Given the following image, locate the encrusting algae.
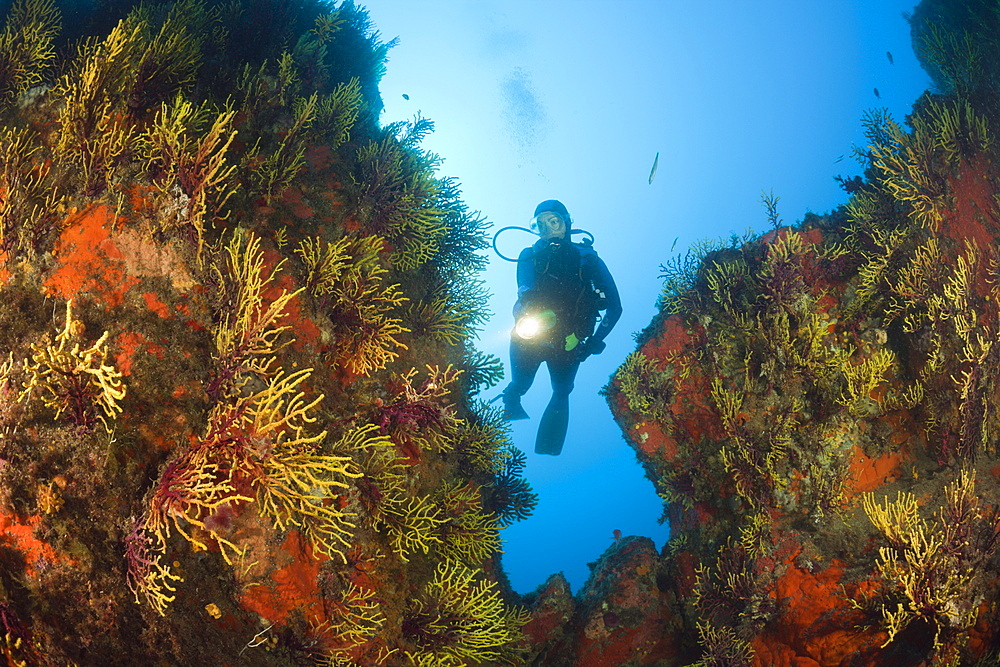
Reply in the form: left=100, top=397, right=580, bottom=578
left=0, top=1, right=534, bottom=664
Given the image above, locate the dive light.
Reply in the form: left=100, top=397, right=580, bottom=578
left=515, top=309, right=556, bottom=340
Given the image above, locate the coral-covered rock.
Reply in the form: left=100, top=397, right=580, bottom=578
left=523, top=573, right=574, bottom=659
left=525, top=537, right=688, bottom=667
left=570, top=537, right=682, bottom=666
left=0, top=2, right=530, bottom=665
left=594, top=3, right=1000, bottom=664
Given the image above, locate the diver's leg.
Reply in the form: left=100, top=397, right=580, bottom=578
left=534, top=356, right=581, bottom=455
left=501, top=340, right=541, bottom=420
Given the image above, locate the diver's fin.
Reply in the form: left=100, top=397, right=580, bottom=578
left=534, top=402, right=568, bottom=455
left=501, top=393, right=529, bottom=421
left=504, top=403, right=530, bottom=421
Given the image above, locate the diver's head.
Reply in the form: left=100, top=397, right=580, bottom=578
left=531, top=199, right=570, bottom=240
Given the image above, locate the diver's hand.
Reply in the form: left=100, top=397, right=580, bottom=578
left=587, top=339, right=606, bottom=356
left=576, top=339, right=606, bottom=361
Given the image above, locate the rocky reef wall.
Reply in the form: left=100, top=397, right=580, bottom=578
left=0, top=1, right=539, bottom=665
left=584, top=2, right=1000, bottom=666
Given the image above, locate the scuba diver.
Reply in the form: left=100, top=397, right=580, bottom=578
left=499, top=199, right=622, bottom=455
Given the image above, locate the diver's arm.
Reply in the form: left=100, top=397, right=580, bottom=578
left=513, top=247, right=536, bottom=318
left=591, top=256, right=622, bottom=344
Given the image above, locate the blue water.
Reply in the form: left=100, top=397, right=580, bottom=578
left=366, top=0, right=931, bottom=594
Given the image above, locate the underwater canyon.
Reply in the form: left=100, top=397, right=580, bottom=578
left=0, top=0, right=1000, bottom=666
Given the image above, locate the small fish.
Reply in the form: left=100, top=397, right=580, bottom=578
left=402, top=93, right=410, bottom=100
left=648, top=151, right=659, bottom=185
left=834, top=154, right=844, bottom=163
left=612, top=529, right=622, bottom=543
left=670, top=236, right=678, bottom=252
left=873, top=87, right=881, bottom=99
left=886, top=51, right=894, bottom=65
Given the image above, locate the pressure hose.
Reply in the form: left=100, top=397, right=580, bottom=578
left=491, top=227, right=595, bottom=262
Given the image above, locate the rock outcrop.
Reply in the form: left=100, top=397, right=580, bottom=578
left=0, top=1, right=535, bottom=665
left=583, top=2, right=1000, bottom=665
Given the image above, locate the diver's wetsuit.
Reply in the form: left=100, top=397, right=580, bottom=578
left=502, top=237, right=622, bottom=455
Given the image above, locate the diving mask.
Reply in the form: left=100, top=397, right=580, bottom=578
left=530, top=212, right=567, bottom=239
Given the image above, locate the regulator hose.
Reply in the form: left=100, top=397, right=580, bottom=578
left=491, top=227, right=596, bottom=262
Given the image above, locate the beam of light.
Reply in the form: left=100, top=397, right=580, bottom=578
left=514, top=309, right=556, bottom=340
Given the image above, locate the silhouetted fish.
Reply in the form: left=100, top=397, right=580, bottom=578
left=402, top=93, right=410, bottom=100
left=834, top=154, right=844, bottom=163
left=670, top=236, right=678, bottom=252
left=874, top=87, right=881, bottom=99
left=887, top=51, right=894, bottom=65
left=648, top=151, right=659, bottom=184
